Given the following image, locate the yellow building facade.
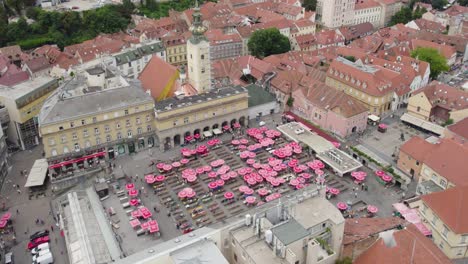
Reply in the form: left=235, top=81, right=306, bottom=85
left=407, top=92, right=433, bottom=121
left=154, top=86, right=249, bottom=150
left=325, top=76, right=393, bottom=115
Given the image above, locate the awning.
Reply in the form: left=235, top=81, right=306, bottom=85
left=213, top=128, right=222, bottom=135
left=203, top=131, right=213, bottom=137
left=400, top=113, right=444, bottom=135
left=368, top=114, right=380, bottom=122
left=25, top=159, right=48, bottom=187
left=49, top=151, right=106, bottom=169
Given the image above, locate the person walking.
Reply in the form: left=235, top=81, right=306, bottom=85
left=354, top=192, right=358, bottom=198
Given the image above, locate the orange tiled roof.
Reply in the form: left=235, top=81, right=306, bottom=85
left=399, top=136, right=435, bottom=162
left=410, top=39, right=456, bottom=60
left=447, top=117, right=468, bottom=140
left=413, top=81, right=468, bottom=111
left=343, top=217, right=407, bottom=245
left=138, top=55, right=179, bottom=101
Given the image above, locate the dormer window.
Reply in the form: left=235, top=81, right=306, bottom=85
left=345, top=75, right=349, bottom=81
left=357, top=80, right=361, bottom=86
left=339, top=73, right=344, bottom=78
left=351, top=78, right=355, bottom=84
left=334, top=71, right=339, bottom=77
left=362, top=82, right=367, bottom=88
left=329, top=68, right=334, bottom=74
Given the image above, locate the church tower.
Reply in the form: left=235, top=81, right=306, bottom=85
left=187, top=0, right=211, bottom=94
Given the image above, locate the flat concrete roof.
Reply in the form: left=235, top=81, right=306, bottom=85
left=271, top=218, right=309, bottom=245
left=277, top=122, right=334, bottom=153
left=170, top=240, right=229, bottom=264
left=24, top=159, right=48, bottom=187
left=317, top=148, right=362, bottom=176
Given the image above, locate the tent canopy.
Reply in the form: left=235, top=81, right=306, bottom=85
left=203, top=131, right=213, bottom=137
left=25, top=159, right=48, bottom=187
left=368, top=114, right=380, bottom=122
left=213, top=128, right=222, bottom=135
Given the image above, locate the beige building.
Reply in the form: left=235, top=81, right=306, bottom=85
left=0, top=76, right=59, bottom=150
left=419, top=186, right=468, bottom=259
left=162, top=33, right=188, bottom=66
left=376, top=0, right=402, bottom=27
left=325, top=57, right=394, bottom=116
left=353, top=0, right=382, bottom=28
left=39, top=65, right=156, bottom=165
left=317, top=0, right=355, bottom=28
left=186, top=2, right=211, bottom=94
left=397, top=136, right=435, bottom=180
left=154, top=86, right=248, bottom=150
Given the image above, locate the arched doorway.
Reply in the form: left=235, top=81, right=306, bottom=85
left=212, top=124, right=219, bottom=129
left=148, top=137, right=154, bottom=147
left=203, top=126, right=210, bottom=131
left=222, top=121, right=228, bottom=127
left=184, top=131, right=191, bottom=137
left=239, top=116, right=246, bottom=126
left=194, top=129, right=201, bottom=136
left=351, top=126, right=357, bottom=133
left=230, top=119, right=237, bottom=126
left=173, top=134, right=181, bottom=146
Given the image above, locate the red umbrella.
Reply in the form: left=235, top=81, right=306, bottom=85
left=156, top=163, right=165, bottom=169
left=238, top=145, right=247, bottom=150
left=367, top=205, right=378, bottom=214
left=178, top=190, right=187, bottom=198
left=131, top=210, right=141, bottom=218
left=196, top=167, right=204, bottom=175
left=220, top=174, right=230, bottom=181
left=145, top=174, right=155, bottom=184
left=126, top=183, right=135, bottom=190
left=244, top=188, right=254, bottom=195
left=300, top=173, right=311, bottom=179
left=354, top=174, right=365, bottom=181
left=186, top=175, right=197, bottom=183
left=231, top=140, right=240, bottom=145
left=163, top=164, right=172, bottom=171
left=203, top=165, right=212, bottom=172
left=289, top=178, right=299, bottom=186
left=208, top=171, right=217, bottom=178
left=337, top=202, right=348, bottom=210
left=208, top=182, right=218, bottom=189
left=247, top=178, right=257, bottom=185
left=1, top=212, right=11, bottom=221
left=375, top=170, right=386, bottom=177
left=128, top=189, right=139, bottom=197
left=185, top=135, right=193, bottom=142
left=233, top=122, right=241, bottom=128
left=329, top=188, right=340, bottom=195
left=240, top=138, right=249, bottom=144
left=257, top=188, right=269, bottom=196
left=296, top=183, right=305, bottom=189
left=239, top=185, right=249, bottom=192
left=246, top=159, right=255, bottom=165
left=172, top=162, right=181, bottom=168
left=224, top=192, right=234, bottom=199
left=194, top=133, right=200, bottom=139
left=180, top=158, right=189, bottom=164
left=382, top=174, right=393, bottom=182
left=253, top=163, right=262, bottom=169
left=245, top=196, right=256, bottom=204
left=155, top=175, right=165, bottom=182
left=129, top=219, right=141, bottom=228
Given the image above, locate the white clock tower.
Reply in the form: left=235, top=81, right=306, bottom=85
left=187, top=0, right=211, bottom=94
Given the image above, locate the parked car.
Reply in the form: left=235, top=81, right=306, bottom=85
left=28, top=236, right=50, bottom=250
left=32, top=252, right=53, bottom=264
left=32, top=249, right=50, bottom=261
left=31, top=243, right=50, bottom=255
left=30, top=230, right=49, bottom=241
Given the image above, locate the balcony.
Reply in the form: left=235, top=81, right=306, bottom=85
left=0, top=106, right=10, bottom=127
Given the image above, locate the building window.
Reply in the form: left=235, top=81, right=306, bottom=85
left=146, top=115, right=151, bottom=122
left=442, top=226, right=449, bottom=238
left=70, top=121, right=74, bottom=128
left=124, top=109, right=129, bottom=115
left=96, top=138, right=101, bottom=145
left=74, top=143, right=80, bottom=151
left=81, top=120, right=86, bottom=125
left=106, top=135, right=111, bottom=142
left=61, top=135, right=66, bottom=143
left=72, top=133, right=77, bottom=140
left=126, top=120, right=131, bottom=127
left=116, top=122, right=121, bottom=129
left=147, top=125, right=152, bottom=132
left=136, top=118, right=141, bottom=124
left=83, top=129, right=88, bottom=137
left=137, top=127, right=142, bottom=134
left=92, top=117, right=97, bottom=123
left=63, top=146, right=69, bottom=153
left=184, top=117, right=189, bottom=124
left=94, top=128, right=99, bottom=135
left=417, top=106, right=421, bottom=112
left=431, top=174, right=438, bottom=182
left=104, top=125, right=110, bottom=133
left=421, top=204, right=427, bottom=215
left=49, top=138, right=55, bottom=146
left=127, top=130, right=132, bottom=137
left=432, top=215, right=438, bottom=225
left=461, top=235, right=468, bottom=244
left=59, top=126, right=64, bottom=131
left=173, top=120, right=178, bottom=126
left=117, top=132, right=122, bottom=140
left=439, top=179, right=447, bottom=188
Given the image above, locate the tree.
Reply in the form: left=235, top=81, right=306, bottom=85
left=389, top=7, right=413, bottom=25
left=302, top=0, right=317, bottom=11
left=410, top=47, right=450, bottom=79
left=413, top=6, right=427, bottom=19
left=287, top=96, right=294, bottom=107
left=335, top=257, right=353, bottom=264
left=248, top=28, right=291, bottom=58
left=343, top=55, right=356, bottom=62
left=432, top=0, right=447, bottom=10
left=459, top=0, right=468, bottom=6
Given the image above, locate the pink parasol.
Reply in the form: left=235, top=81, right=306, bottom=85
left=145, top=174, right=155, bottom=184
left=178, top=190, right=187, bottom=198
left=332, top=142, right=341, bottom=148
left=224, top=192, right=234, bottom=199
left=367, top=205, right=378, bottom=214
left=351, top=171, right=361, bottom=178
left=156, top=163, right=165, bottom=169
left=172, top=161, right=181, bottom=168
left=208, top=182, right=218, bottom=189
left=289, top=178, right=300, bottom=186
left=1, top=212, right=11, bottom=221
left=208, top=171, right=218, bottom=178
left=238, top=145, right=247, bottom=150
left=296, top=183, right=305, bottom=189
left=231, top=139, right=240, bottom=145
left=300, top=173, right=311, bottom=179
left=245, top=196, right=256, bottom=204
left=186, top=175, right=197, bottom=183
left=163, top=164, right=172, bottom=171
left=354, top=174, right=365, bottom=181
left=141, top=222, right=149, bottom=230
left=246, top=159, right=256, bottom=165
left=155, top=175, right=165, bottom=182
left=180, top=158, right=189, bottom=164
left=194, top=133, right=200, bottom=139
left=149, top=224, right=159, bottom=233
left=216, top=179, right=225, bottom=187
left=253, top=163, right=262, bottom=169
left=233, top=122, right=241, bottom=128
left=203, top=165, right=212, bottom=172
left=240, top=138, right=249, bottom=144
left=220, top=174, right=230, bottom=181
left=223, top=125, right=231, bottom=131
left=315, top=169, right=324, bottom=176
left=257, top=188, right=269, bottom=196
left=270, top=179, right=280, bottom=186
left=129, top=199, right=140, bottom=206
left=196, top=167, right=205, bottom=175
left=244, top=188, right=254, bottom=195
left=128, top=189, right=139, bottom=197
left=184, top=188, right=196, bottom=198
left=131, top=210, right=141, bottom=218
left=247, top=178, right=257, bottom=185
left=375, top=170, right=386, bottom=177
left=129, top=219, right=141, bottom=228
left=382, top=174, right=393, bottom=182
left=126, top=183, right=135, bottom=190
left=185, top=135, right=193, bottom=142
left=228, top=171, right=238, bottom=178
left=239, top=185, right=249, bottom=193
left=329, top=188, right=340, bottom=195
left=293, top=166, right=303, bottom=174
left=337, top=202, right=348, bottom=210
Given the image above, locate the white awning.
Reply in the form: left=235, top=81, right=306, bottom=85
left=203, top=131, right=213, bottom=137
left=213, top=128, right=222, bottom=135
left=25, top=159, right=48, bottom=187
left=368, top=114, right=380, bottom=122
left=400, top=113, right=445, bottom=135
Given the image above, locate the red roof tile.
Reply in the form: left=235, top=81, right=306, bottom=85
left=24, top=57, right=51, bottom=73
left=410, top=39, right=456, bottom=60
left=354, top=0, right=380, bottom=10
left=413, top=81, right=468, bottom=111
left=138, top=55, right=179, bottom=101
left=354, top=224, right=451, bottom=264
left=343, top=217, right=407, bottom=245
left=399, top=137, right=435, bottom=162
left=412, top=19, right=445, bottom=33
left=422, top=185, right=468, bottom=233
left=447, top=117, right=468, bottom=140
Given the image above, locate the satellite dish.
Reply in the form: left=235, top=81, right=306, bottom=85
left=379, top=230, right=397, bottom=248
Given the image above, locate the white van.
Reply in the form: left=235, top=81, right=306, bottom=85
left=32, top=252, right=53, bottom=264
left=32, top=249, right=50, bottom=262
left=31, top=243, right=50, bottom=255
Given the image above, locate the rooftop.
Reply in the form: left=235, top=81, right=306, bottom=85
left=271, top=218, right=309, bottom=245
left=447, top=117, right=468, bottom=140
left=138, top=55, right=179, bottom=101
left=399, top=136, right=436, bottom=162
left=354, top=224, right=451, bottom=264
left=277, top=122, right=334, bottom=154
left=114, top=42, right=165, bottom=66
left=245, top=84, right=276, bottom=107
left=413, top=81, right=468, bottom=111
left=422, top=185, right=468, bottom=234
left=154, top=85, right=247, bottom=113
left=343, top=217, right=407, bottom=245
left=0, top=76, right=57, bottom=104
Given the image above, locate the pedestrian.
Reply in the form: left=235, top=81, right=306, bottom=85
left=51, top=225, right=54, bottom=231
left=361, top=184, right=364, bottom=191
left=354, top=192, right=358, bottom=198
left=365, top=185, right=368, bottom=191
left=16, top=209, right=19, bottom=214
left=16, top=189, right=21, bottom=194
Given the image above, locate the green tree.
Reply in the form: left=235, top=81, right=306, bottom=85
left=459, top=0, right=468, bottom=6
left=432, top=0, right=447, bottom=10
left=287, top=96, right=294, bottom=107
left=302, top=0, right=317, bottom=11
left=335, top=257, right=353, bottom=264
left=6, top=17, right=30, bottom=41
left=60, top=11, right=82, bottom=35
left=343, top=55, right=356, bottom=62
left=413, top=6, right=427, bottom=19
left=248, top=28, right=291, bottom=58
left=389, top=7, right=413, bottom=25
left=410, top=47, right=450, bottom=79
